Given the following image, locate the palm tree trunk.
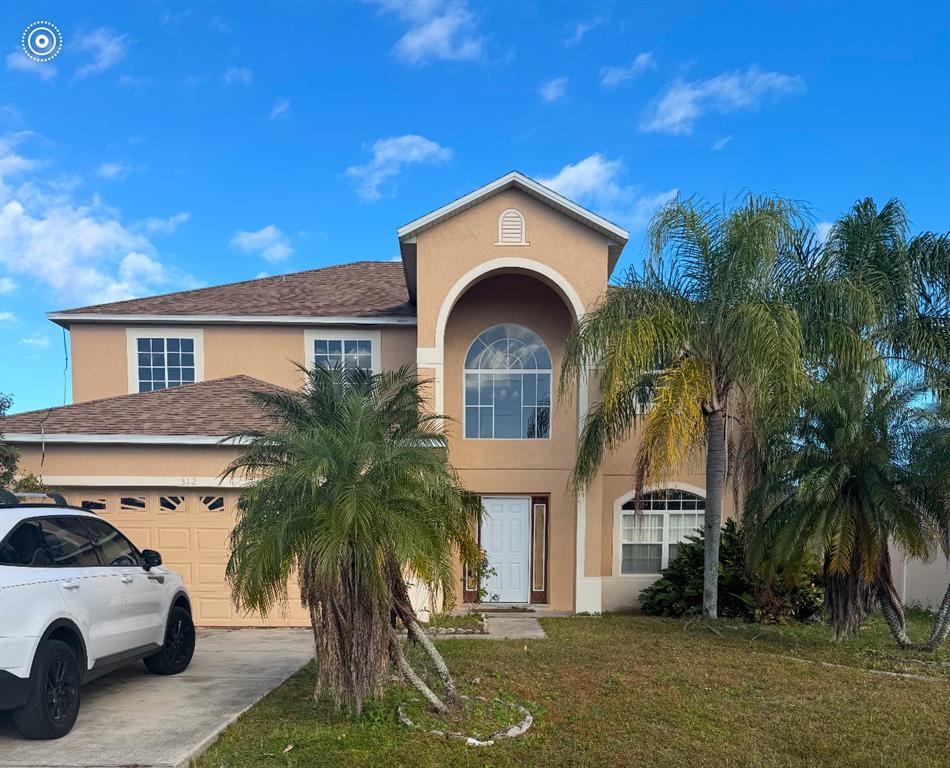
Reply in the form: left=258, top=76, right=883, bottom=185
left=406, top=618, right=460, bottom=704
left=703, top=410, right=727, bottom=620
left=924, top=581, right=950, bottom=651
left=384, top=551, right=460, bottom=706
left=875, top=555, right=912, bottom=648
left=389, top=632, right=448, bottom=713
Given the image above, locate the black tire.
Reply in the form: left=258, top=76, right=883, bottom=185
left=12, top=639, right=81, bottom=740
left=144, top=606, right=195, bottom=675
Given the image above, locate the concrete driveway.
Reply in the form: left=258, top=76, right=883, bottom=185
left=0, top=628, right=313, bottom=768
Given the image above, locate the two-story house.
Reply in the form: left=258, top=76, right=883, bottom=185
left=4, top=172, right=720, bottom=626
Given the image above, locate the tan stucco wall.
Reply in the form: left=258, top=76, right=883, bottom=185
left=413, top=187, right=610, bottom=350
left=70, top=325, right=129, bottom=403
left=69, top=324, right=418, bottom=402
left=441, top=273, right=577, bottom=609
left=14, top=443, right=240, bottom=479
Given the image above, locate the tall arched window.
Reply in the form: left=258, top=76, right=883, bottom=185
left=619, top=489, right=706, bottom=573
left=464, top=323, right=551, bottom=439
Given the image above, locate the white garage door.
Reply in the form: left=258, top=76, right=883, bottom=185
left=64, top=489, right=310, bottom=627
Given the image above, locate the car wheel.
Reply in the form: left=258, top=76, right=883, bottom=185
left=144, top=606, right=195, bottom=675
left=12, top=639, right=82, bottom=740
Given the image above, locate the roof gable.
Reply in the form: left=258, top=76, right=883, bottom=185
left=397, top=171, right=629, bottom=247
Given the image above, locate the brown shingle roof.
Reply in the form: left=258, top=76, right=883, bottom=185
left=53, top=261, right=414, bottom=321
left=1, top=376, right=284, bottom=438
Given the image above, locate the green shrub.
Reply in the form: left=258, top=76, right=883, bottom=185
left=639, top=520, right=823, bottom=623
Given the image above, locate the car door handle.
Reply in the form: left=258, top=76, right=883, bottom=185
left=61, top=581, right=80, bottom=590
left=120, top=575, right=134, bottom=584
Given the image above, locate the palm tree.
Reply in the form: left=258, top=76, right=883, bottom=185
left=749, top=371, right=949, bottom=647
left=786, top=198, right=949, bottom=401
left=756, top=198, right=950, bottom=647
left=561, top=195, right=806, bottom=619
left=223, top=365, right=481, bottom=713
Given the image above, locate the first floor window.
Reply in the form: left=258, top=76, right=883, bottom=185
left=314, top=338, right=372, bottom=371
left=137, top=337, right=195, bottom=392
left=620, top=490, right=705, bottom=574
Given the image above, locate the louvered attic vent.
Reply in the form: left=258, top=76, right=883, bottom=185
left=496, top=208, right=527, bottom=246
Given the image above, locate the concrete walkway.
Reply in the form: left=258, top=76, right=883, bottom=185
left=0, top=628, right=313, bottom=768
left=448, top=614, right=547, bottom=640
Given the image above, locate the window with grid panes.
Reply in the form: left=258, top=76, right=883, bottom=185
left=620, top=490, right=705, bottom=574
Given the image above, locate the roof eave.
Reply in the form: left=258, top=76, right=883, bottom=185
left=3, top=433, right=247, bottom=446
left=48, top=313, right=418, bottom=328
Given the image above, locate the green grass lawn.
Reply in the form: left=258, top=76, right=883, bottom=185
left=196, top=613, right=949, bottom=768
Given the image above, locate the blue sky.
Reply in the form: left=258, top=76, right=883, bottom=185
left=1, top=0, right=948, bottom=413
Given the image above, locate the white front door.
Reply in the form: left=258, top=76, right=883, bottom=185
left=480, top=496, right=530, bottom=603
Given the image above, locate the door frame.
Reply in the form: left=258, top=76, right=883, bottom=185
left=463, top=493, right=549, bottom=605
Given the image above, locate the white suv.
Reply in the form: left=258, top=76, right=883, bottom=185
left=0, top=495, right=195, bottom=739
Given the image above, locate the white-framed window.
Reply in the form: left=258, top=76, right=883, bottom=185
left=303, top=329, right=381, bottom=374
left=464, top=323, right=551, bottom=439
left=618, top=489, right=706, bottom=574
left=126, top=328, right=204, bottom=394
left=495, top=208, right=528, bottom=246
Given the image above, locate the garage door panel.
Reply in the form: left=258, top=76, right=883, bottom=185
left=195, top=527, right=230, bottom=550
left=121, top=527, right=153, bottom=549
left=156, top=527, right=192, bottom=550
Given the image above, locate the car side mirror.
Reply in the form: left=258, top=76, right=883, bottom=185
left=142, top=549, right=162, bottom=571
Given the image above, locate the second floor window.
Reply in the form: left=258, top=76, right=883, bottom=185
left=137, top=337, right=195, bottom=392
left=314, top=338, right=373, bottom=371
left=464, top=323, right=552, bottom=439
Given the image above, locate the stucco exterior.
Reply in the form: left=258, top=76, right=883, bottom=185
left=71, top=323, right=418, bottom=401
left=10, top=172, right=728, bottom=623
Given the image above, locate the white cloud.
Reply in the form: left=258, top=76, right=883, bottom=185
left=0, top=311, right=15, bottom=322
left=5, top=50, right=56, bottom=81
left=140, top=212, right=190, bottom=235
left=0, top=132, right=40, bottom=176
left=0, top=132, right=196, bottom=304
left=600, top=52, right=656, bottom=89
left=374, top=0, right=484, bottom=65
left=816, top=221, right=833, bottom=243
left=160, top=8, right=193, bottom=24
left=712, top=135, right=733, bottom=151
left=346, top=134, right=452, bottom=202
left=538, top=154, right=677, bottom=231
left=119, top=74, right=155, bottom=87
left=539, top=77, right=568, bottom=103
left=641, top=65, right=805, bottom=135
left=230, top=225, right=292, bottom=262
left=75, top=28, right=130, bottom=78
left=224, top=66, right=253, bottom=85
left=19, top=333, right=50, bottom=349
left=269, top=98, right=291, bottom=120
left=564, top=15, right=607, bottom=46
left=0, top=277, right=15, bottom=294
left=209, top=16, right=232, bottom=34
left=97, top=161, right=134, bottom=180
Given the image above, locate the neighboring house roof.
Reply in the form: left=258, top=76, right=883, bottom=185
left=1, top=375, right=283, bottom=444
left=49, top=261, right=415, bottom=327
